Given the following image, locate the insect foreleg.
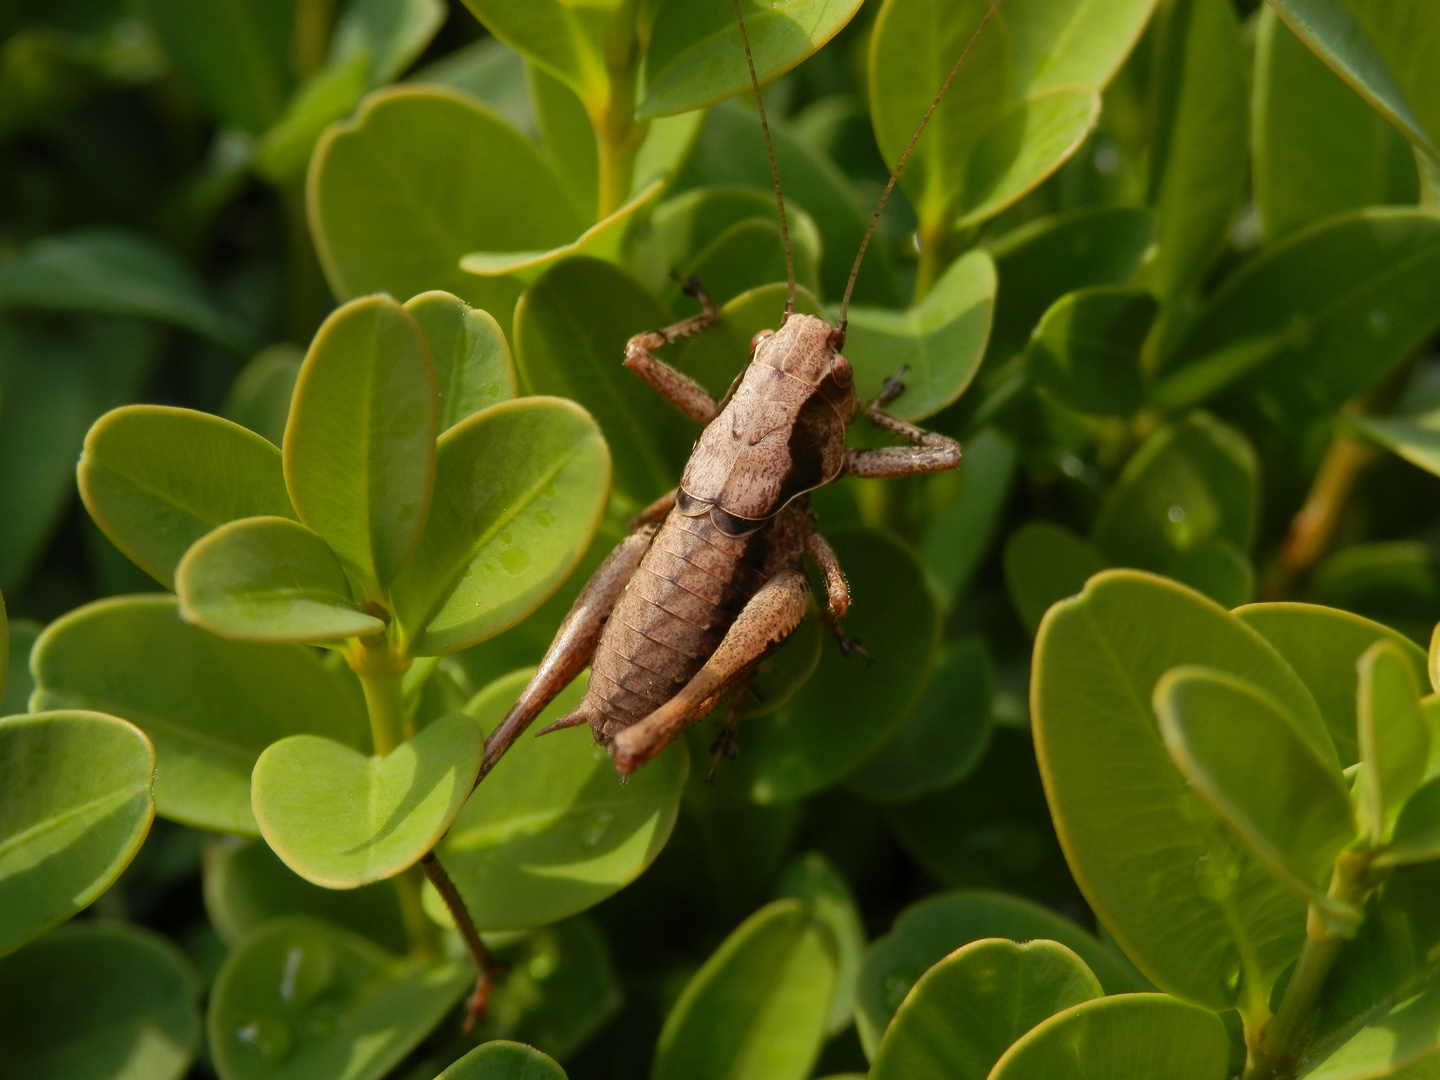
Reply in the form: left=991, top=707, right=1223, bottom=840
left=845, top=401, right=961, bottom=478
left=803, top=529, right=850, bottom=617
left=609, top=568, right=812, bottom=775
left=624, top=278, right=722, bottom=422
left=478, top=522, right=657, bottom=780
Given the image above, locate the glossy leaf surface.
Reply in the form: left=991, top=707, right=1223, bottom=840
left=0, top=922, right=201, bottom=1080
left=177, top=517, right=383, bottom=643
left=869, top=938, right=1101, bottom=1080
left=1033, top=570, right=1322, bottom=1010
left=252, top=713, right=484, bottom=888
left=653, top=898, right=836, bottom=1080
left=1358, top=640, right=1432, bottom=845
left=1028, top=286, right=1151, bottom=416
left=777, top=853, right=865, bottom=1035
left=0, top=711, right=154, bottom=955
left=79, top=405, right=297, bottom=590
left=208, top=917, right=470, bottom=1080
left=436, top=1041, right=567, bottom=1080
left=392, top=397, right=610, bottom=655
left=31, top=595, right=369, bottom=834
left=284, top=294, right=436, bottom=595
left=428, top=670, right=687, bottom=929
left=404, top=291, right=517, bottom=430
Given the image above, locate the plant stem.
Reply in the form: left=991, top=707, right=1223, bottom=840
left=1263, top=434, right=1377, bottom=599
left=913, top=216, right=951, bottom=304
left=421, top=851, right=497, bottom=1034
left=393, top=867, right=436, bottom=958
left=293, top=0, right=337, bottom=81
left=351, top=638, right=411, bottom=755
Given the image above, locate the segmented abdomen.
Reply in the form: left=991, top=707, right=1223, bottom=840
left=583, top=505, right=766, bottom=741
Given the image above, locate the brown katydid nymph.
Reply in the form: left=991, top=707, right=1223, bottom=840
left=479, top=0, right=1005, bottom=783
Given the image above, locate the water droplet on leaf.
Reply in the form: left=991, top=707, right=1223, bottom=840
left=500, top=548, right=531, bottom=574
left=581, top=809, right=615, bottom=846
left=237, top=1017, right=293, bottom=1064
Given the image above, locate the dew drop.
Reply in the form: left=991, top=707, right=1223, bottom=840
left=279, top=942, right=334, bottom=1007
left=499, top=531, right=513, bottom=545
left=487, top=384, right=500, bottom=398
left=534, top=508, right=555, bottom=528
left=500, top=548, right=531, bottom=574
left=1368, top=309, right=1391, bottom=339
left=581, top=809, right=615, bottom=847
left=236, top=1017, right=293, bottom=1064
left=1194, top=850, right=1240, bottom=902
left=1167, top=505, right=1186, bottom=524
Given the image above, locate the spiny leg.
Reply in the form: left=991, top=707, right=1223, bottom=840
left=624, top=276, right=722, bottom=423
left=478, top=523, right=657, bottom=780
left=846, top=396, right=961, bottom=478
left=707, top=680, right=753, bottom=783
left=610, top=568, right=811, bottom=775
left=804, top=528, right=869, bottom=661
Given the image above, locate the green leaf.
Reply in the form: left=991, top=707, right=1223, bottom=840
left=1358, top=640, right=1432, bottom=846
left=177, top=516, right=384, bottom=643
left=652, top=216, right=820, bottom=313
left=0, top=586, right=7, bottom=705
left=528, top=63, right=598, bottom=221
left=1, top=616, right=36, bottom=718
left=1298, top=971, right=1440, bottom=1080
left=836, top=249, right=996, bottom=422
left=436, top=1041, right=567, bottom=1080
left=777, top=853, right=865, bottom=1035
left=847, top=636, right=993, bottom=804
left=404, top=292, right=517, bottom=431
left=985, top=206, right=1155, bottom=363
left=80, top=404, right=298, bottom=590
left=410, top=38, right=535, bottom=137
left=426, top=669, right=688, bottom=929
left=514, top=257, right=692, bottom=502
left=392, top=397, right=610, bottom=656
left=738, top=530, right=939, bottom=803
left=1091, top=412, right=1258, bottom=608
left=1352, top=409, right=1440, bottom=481
left=1004, top=521, right=1108, bottom=638
left=31, top=595, right=369, bottom=835
left=284, top=294, right=436, bottom=596
left=640, top=0, right=864, bottom=118
left=856, top=889, right=1148, bottom=1059
left=252, top=55, right=371, bottom=186
left=920, top=428, right=1020, bottom=606
left=224, top=345, right=303, bottom=448
left=1380, top=778, right=1440, bottom=869
left=1155, top=665, right=1357, bottom=926
left=1253, top=7, right=1417, bottom=245
left=1137, top=0, right=1248, bottom=301
left=457, top=0, right=608, bottom=105
left=870, top=938, right=1102, bottom=1080
left=0, top=711, right=154, bottom=956
left=673, top=103, right=902, bottom=306
left=1026, top=286, right=1153, bottom=416
left=1268, top=0, right=1440, bottom=180
left=1311, top=542, right=1440, bottom=647
left=467, top=916, right=622, bottom=1061
left=131, top=0, right=293, bottom=132
left=1033, top=570, right=1327, bottom=1012
left=0, top=921, right=201, bottom=1080
left=332, top=0, right=446, bottom=87
left=1234, top=602, right=1428, bottom=767
left=0, top=229, right=250, bottom=349
left=203, top=837, right=409, bottom=953
left=1158, top=210, right=1440, bottom=424
left=988, top=993, right=1229, bottom=1080
left=208, top=916, right=470, bottom=1080
left=653, top=898, right=837, bottom=1080
left=252, top=713, right=483, bottom=888
left=869, top=0, right=1153, bottom=235
left=309, top=86, right=584, bottom=320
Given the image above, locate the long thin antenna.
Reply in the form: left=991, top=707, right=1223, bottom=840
left=732, top=0, right=796, bottom=317
left=838, top=0, right=1004, bottom=334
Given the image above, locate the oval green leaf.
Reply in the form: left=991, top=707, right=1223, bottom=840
left=224, top=345, right=303, bottom=448
left=1033, top=570, right=1325, bottom=1011
left=1358, top=640, right=1432, bottom=846
left=252, top=713, right=484, bottom=888
left=1380, top=778, right=1440, bottom=869
left=654, top=898, right=837, bottom=1080
left=0, top=921, right=201, bottom=1080
left=79, top=404, right=298, bottom=590
left=640, top=0, right=863, bottom=119
left=1307, top=970, right=1440, bottom=1080
left=1155, top=665, right=1357, bottom=924
left=988, top=993, right=1229, bottom=1080
left=1026, top=286, right=1153, bottom=417
left=777, top=852, right=866, bottom=1035
left=856, top=888, right=1149, bottom=1058
left=284, top=294, right=436, bottom=595
left=404, top=291, right=518, bottom=431
left=392, top=396, right=610, bottom=656
left=427, top=669, right=688, bottom=929
left=31, top=595, right=369, bottom=835
left=309, top=86, right=583, bottom=319
left=0, top=711, right=155, bottom=956
left=870, top=938, right=1102, bottom=1080
left=1004, top=521, right=1108, bottom=638
left=177, top=517, right=383, bottom=643
left=437, top=1041, right=567, bottom=1080
left=208, top=916, right=470, bottom=1080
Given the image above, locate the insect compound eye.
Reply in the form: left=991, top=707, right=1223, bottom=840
left=750, top=330, right=774, bottom=356
left=830, top=354, right=853, bottom=388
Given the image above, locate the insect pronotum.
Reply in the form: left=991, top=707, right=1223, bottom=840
left=431, top=0, right=1005, bottom=1025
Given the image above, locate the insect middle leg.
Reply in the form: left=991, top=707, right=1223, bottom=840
left=845, top=396, right=962, bottom=478
left=609, top=567, right=812, bottom=775
left=624, top=276, right=723, bottom=422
